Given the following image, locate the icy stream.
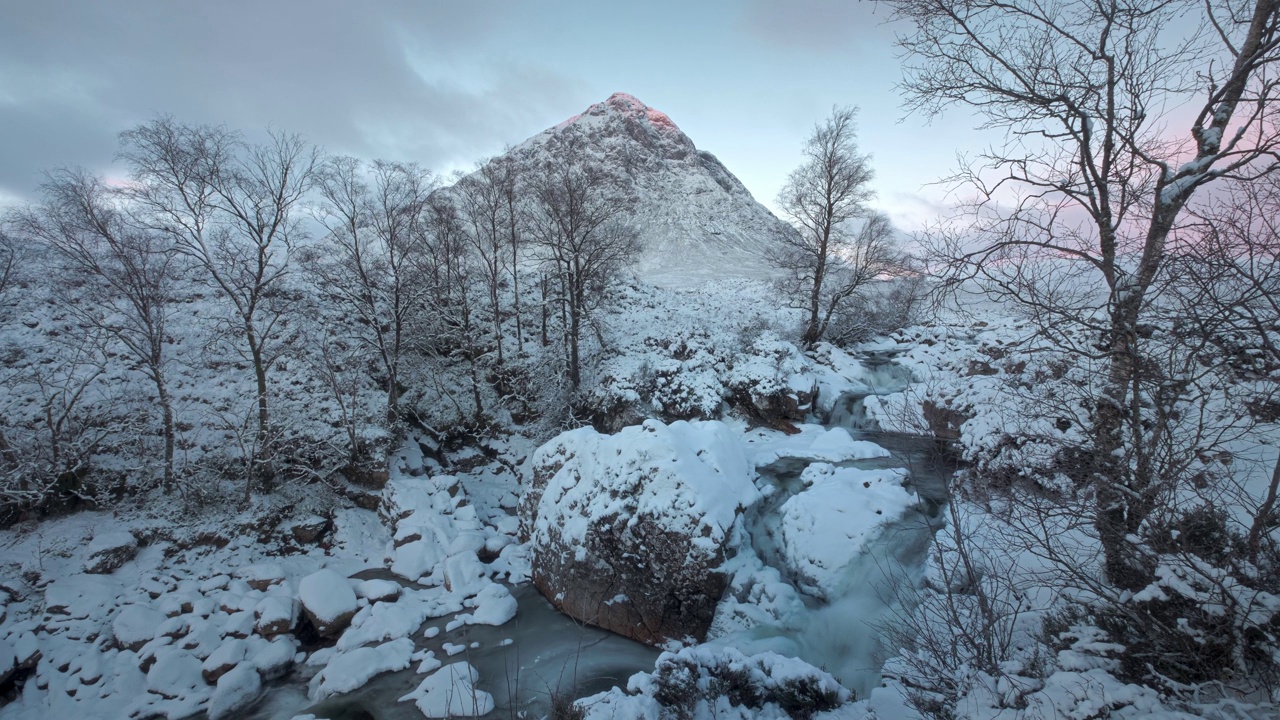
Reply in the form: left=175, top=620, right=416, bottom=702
left=717, top=351, right=949, bottom=701
left=253, top=351, right=946, bottom=717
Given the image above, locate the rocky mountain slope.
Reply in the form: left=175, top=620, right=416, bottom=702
left=499, top=92, right=796, bottom=286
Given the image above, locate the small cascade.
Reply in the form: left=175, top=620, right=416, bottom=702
left=722, top=349, right=951, bottom=700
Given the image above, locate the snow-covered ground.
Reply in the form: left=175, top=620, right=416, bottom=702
left=2, top=274, right=1277, bottom=720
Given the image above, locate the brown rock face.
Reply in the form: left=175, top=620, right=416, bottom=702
left=922, top=399, right=971, bottom=441
left=300, top=605, right=355, bottom=639
left=531, top=517, right=728, bottom=647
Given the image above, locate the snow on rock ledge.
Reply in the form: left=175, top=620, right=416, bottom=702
left=520, top=419, right=761, bottom=646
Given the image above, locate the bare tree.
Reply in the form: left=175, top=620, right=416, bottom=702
left=453, top=160, right=513, bottom=364
left=120, top=118, right=319, bottom=483
left=773, top=107, right=887, bottom=347
left=1173, top=173, right=1280, bottom=559
left=526, top=131, right=639, bottom=391
left=497, top=154, right=527, bottom=354
left=885, top=0, right=1280, bottom=590
left=12, top=169, right=181, bottom=489
left=309, top=156, right=433, bottom=424
left=419, top=196, right=487, bottom=420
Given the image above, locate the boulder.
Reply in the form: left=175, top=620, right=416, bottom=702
left=727, top=338, right=818, bottom=428
left=520, top=419, right=760, bottom=646
left=0, top=639, right=14, bottom=687
left=253, top=595, right=298, bottom=638
left=202, top=639, right=248, bottom=683
left=207, top=662, right=261, bottom=720
left=112, top=604, right=164, bottom=651
left=249, top=636, right=296, bottom=680
left=355, top=579, right=401, bottom=603
left=297, top=569, right=357, bottom=637
left=236, top=563, right=286, bottom=592
left=84, top=531, right=138, bottom=574
left=287, top=516, right=329, bottom=544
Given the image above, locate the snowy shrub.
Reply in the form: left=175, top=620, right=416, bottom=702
left=823, top=275, right=928, bottom=345
left=637, top=647, right=850, bottom=719
left=1088, top=504, right=1280, bottom=696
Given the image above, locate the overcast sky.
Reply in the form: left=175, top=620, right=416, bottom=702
left=0, top=0, right=997, bottom=230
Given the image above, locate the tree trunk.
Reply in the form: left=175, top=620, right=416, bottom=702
left=491, top=284, right=504, bottom=364
left=386, top=371, right=399, bottom=425
left=569, top=285, right=582, bottom=391
left=246, top=322, right=271, bottom=491
left=540, top=274, right=549, bottom=348
left=155, top=372, right=175, bottom=491
left=1093, top=299, right=1152, bottom=591
left=802, top=240, right=828, bottom=347
left=512, top=238, right=523, bottom=353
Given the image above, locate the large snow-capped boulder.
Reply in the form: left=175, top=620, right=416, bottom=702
left=520, top=419, right=761, bottom=645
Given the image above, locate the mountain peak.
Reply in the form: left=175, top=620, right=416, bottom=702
left=555, top=92, right=681, bottom=134
left=486, top=93, right=798, bottom=286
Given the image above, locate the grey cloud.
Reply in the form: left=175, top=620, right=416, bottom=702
left=0, top=1, right=584, bottom=201
left=736, top=0, right=894, bottom=53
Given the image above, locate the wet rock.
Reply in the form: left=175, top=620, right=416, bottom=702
left=83, top=531, right=139, bottom=575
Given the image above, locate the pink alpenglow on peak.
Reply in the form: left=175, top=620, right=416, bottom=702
left=604, top=92, right=680, bottom=131
left=552, top=92, right=682, bottom=134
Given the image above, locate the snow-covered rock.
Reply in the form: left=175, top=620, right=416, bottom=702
left=249, top=635, right=297, bottom=680
left=83, top=530, right=139, bottom=574
left=202, top=638, right=248, bottom=683
left=297, top=569, right=357, bottom=637
left=309, top=637, right=415, bottom=700
left=521, top=418, right=761, bottom=645
left=145, top=647, right=206, bottom=700
left=207, top=662, right=261, bottom=719
left=458, top=583, right=517, bottom=626
left=727, top=337, right=819, bottom=428
left=285, top=515, right=329, bottom=544
left=355, top=578, right=401, bottom=603
left=253, top=594, right=298, bottom=638
left=400, top=661, right=495, bottom=718
left=442, top=551, right=487, bottom=596
left=112, top=603, right=164, bottom=651
left=44, top=574, right=120, bottom=619
left=775, top=463, right=916, bottom=599
left=0, top=638, right=14, bottom=686
left=236, top=562, right=286, bottom=591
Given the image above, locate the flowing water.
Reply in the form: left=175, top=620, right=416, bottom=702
left=253, top=351, right=948, bottom=717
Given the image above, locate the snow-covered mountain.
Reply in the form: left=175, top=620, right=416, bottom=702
left=503, top=92, right=796, bottom=286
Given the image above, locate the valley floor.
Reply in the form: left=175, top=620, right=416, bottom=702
left=1, top=284, right=1277, bottom=720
